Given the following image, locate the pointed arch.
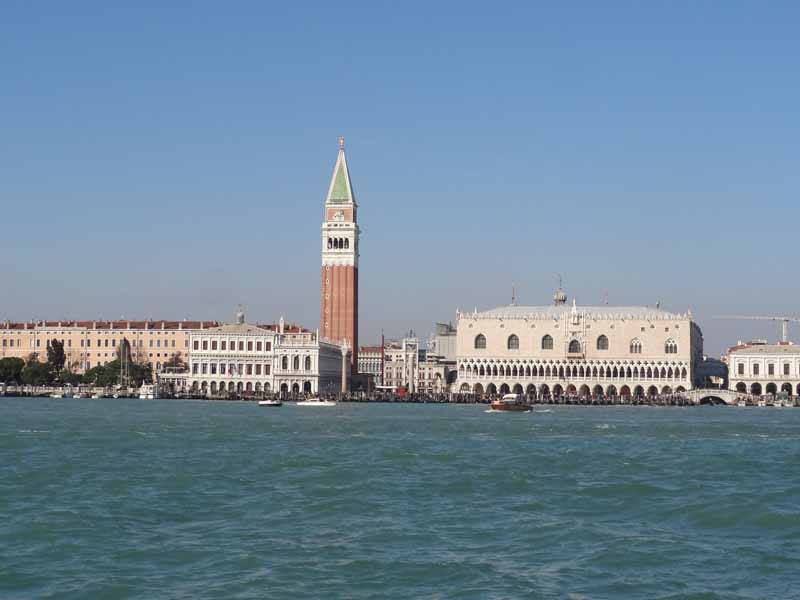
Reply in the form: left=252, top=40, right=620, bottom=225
left=541, top=334, right=554, bottom=350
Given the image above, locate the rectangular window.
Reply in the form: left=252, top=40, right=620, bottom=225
left=768, top=364, right=775, bottom=376
left=192, top=363, right=198, bottom=374
left=238, top=341, right=244, bottom=351
left=219, top=362, right=226, bottom=374
left=257, top=341, right=263, bottom=352
left=221, top=341, right=227, bottom=351
left=265, top=364, right=271, bottom=375
left=157, top=340, right=161, bottom=348
left=211, top=364, right=217, bottom=374
left=202, top=341, right=208, bottom=350
left=104, top=339, right=108, bottom=348
left=247, top=341, right=253, bottom=351
left=238, top=364, right=243, bottom=375
left=172, top=340, right=175, bottom=348
left=753, top=364, right=760, bottom=376
left=87, top=339, right=91, bottom=347
left=265, top=342, right=271, bottom=351
left=738, top=363, right=744, bottom=375
left=36, top=339, right=40, bottom=347
left=111, top=339, right=116, bottom=347
left=202, top=363, right=208, bottom=374
left=246, top=364, right=253, bottom=375
left=193, top=340, right=199, bottom=350
left=68, top=339, right=72, bottom=347
left=784, top=363, right=791, bottom=376
left=255, top=364, right=262, bottom=375
left=212, top=341, right=218, bottom=350
left=149, top=340, right=153, bottom=348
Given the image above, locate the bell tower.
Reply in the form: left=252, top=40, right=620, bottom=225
left=320, top=137, right=359, bottom=369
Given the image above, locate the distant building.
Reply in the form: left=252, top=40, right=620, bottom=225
left=185, top=312, right=349, bottom=397
left=455, top=287, right=703, bottom=399
left=383, top=336, right=419, bottom=393
left=0, top=319, right=217, bottom=374
left=430, top=322, right=457, bottom=363
left=358, top=345, right=383, bottom=387
left=727, top=341, right=800, bottom=397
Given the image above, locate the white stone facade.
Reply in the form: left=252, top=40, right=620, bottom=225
left=456, top=296, right=703, bottom=399
left=728, top=342, right=800, bottom=397
left=186, top=314, right=349, bottom=396
left=383, top=337, right=419, bottom=393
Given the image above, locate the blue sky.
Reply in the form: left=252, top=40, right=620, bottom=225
left=1, top=1, right=799, bottom=355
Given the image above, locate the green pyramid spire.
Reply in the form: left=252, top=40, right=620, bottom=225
left=326, top=137, right=356, bottom=204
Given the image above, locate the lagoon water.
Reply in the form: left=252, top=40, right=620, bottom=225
left=1, top=398, right=799, bottom=599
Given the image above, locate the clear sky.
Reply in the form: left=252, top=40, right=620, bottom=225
left=2, top=1, right=799, bottom=356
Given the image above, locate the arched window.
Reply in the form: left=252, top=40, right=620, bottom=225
left=281, top=356, right=288, bottom=370
left=327, top=238, right=332, bottom=249
left=344, top=239, right=349, bottom=249
left=293, top=356, right=300, bottom=370
left=568, top=340, right=581, bottom=353
left=507, top=334, right=519, bottom=350
left=664, top=339, right=677, bottom=354
left=597, top=335, right=609, bottom=351
left=333, top=238, right=339, bottom=249
left=630, top=339, right=642, bottom=354
left=541, top=335, right=553, bottom=350
left=474, top=334, right=486, bottom=349
left=304, top=356, right=312, bottom=371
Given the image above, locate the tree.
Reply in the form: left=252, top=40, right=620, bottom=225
left=0, top=357, right=25, bottom=383
left=22, top=359, right=53, bottom=385
left=47, top=339, right=66, bottom=372
left=162, top=352, right=186, bottom=371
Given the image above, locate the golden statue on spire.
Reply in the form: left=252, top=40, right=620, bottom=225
left=338, top=136, right=345, bottom=150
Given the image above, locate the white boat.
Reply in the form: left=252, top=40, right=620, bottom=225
left=92, top=393, right=102, bottom=399
left=258, top=399, right=282, bottom=407
left=737, top=400, right=747, bottom=407
left=296, top=397, right=337, bottom=407
left=757, top=399, right=766, bottom=407
left=138, top=384, right=157, bottom=400
left=50, top=392, right=64, bottom=399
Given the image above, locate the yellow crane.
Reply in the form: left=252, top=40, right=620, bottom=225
left=713, top=315, right=800, bottom=343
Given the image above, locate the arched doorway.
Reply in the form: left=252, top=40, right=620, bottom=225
left=634, top=385, right=644, bottom=398
left=593, top=384, right=604, bottom=397
left=210, top=381, right=217, bottom=394
left=765, top=383, right=777, bottom=395
left=512, top=383, right=523, bottom=394
left=303, top=381, right=312, bottom=394
left=245, top=382, right=253, bottom=392
left=236, top=382, right=243, bottom=393
left=620, top=385, right=631, bottom=398
left=553, top=384, right=564, bottom=398
left=606, top=385, right=617, bottom=397
left=782, top=382, right=792, bottom=394
left=539, top=383, right=550, bottom=398
left=675, top=386, right=686, bottom=393
left=280, top=383, right=288, bottom=396
left=579, top=385, right=590, bottom=398
left=291, top=383, right=300, bottom=395
left=228, top=381, right=235, bottom=392
left=486, top=383, right=497, bottom=396
left=647, top=385, right=658, bottom=397
left=751, top=382, right=762, bottom=395
left=566, top=384, right=577, bottom=396
left=459, top=383, right=470, bottom=393
left=661, top=385, right=672, bottom=394
left=473, top=383, right=484, bottom=397
left=735, top=382, right=747, bottom=393
left=499, top=383, right=510, bottom=395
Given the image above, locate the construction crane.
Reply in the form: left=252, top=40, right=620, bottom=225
left=713, top=315, right=800, bottom=343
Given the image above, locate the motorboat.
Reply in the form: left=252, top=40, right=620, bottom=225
left=490, top=393, right=531, bottom=412
left=757, top=399, right=766, bottom=407
left=296, top=396, right=337, bottom=407
left=138, top=384, right=157, bottom=400
left=737, top=399, right=747, bottom=407
left=258, top=398, right=283, bottom=407
left=50, top=391, right=64, bottom=399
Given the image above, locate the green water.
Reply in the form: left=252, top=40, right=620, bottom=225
left=1, top=398, right=799, bottom=599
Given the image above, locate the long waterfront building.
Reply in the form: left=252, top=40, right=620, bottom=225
left=455, top=289, right=704, bottom=399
